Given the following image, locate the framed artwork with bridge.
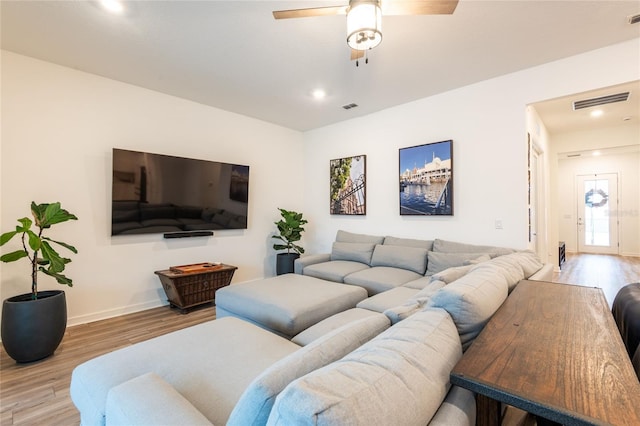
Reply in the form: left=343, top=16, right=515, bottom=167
left=399, top=140, right=453, bottom=216
left=330, top=155, right=366, bottom=215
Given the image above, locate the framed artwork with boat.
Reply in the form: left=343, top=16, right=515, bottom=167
left=399, top=140, right=453, bottom=216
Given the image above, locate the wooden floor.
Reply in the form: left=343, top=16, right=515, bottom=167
left=1, top=305, right=216, bottom=425
left=552, top=252, right=640, bottom=307
left=1, top=253, right=638, bottom=425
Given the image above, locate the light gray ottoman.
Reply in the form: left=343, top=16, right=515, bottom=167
left=215, top=274, right=368, bottom=338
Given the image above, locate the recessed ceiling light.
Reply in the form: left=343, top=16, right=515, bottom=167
left=592, top=151, right=601, bottom=156
left=100, top=0, right=124, bottom=14
left=590, top=109, right=603, bottom=117
left=312, top=89, right=326, bottom=100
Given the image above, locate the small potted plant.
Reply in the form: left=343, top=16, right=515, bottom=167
left=0, top=202, right=78, bottom=363
left=272, top=208, right=307, bottom=275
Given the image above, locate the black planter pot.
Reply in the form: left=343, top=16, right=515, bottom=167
left=1, top=290, right=67, bottom=363
left=276, top=253, right=300, bottom=275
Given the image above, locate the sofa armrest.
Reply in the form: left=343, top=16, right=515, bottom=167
left=294, top=253, right=331, bottom=274
left=528, top=263, right=553, bottom=282
left=106, top=372, right=213, bottom=426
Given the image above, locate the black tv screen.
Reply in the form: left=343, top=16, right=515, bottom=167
left=111, top=148, right=249, bottom=236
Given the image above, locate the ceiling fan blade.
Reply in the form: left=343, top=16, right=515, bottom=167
left=381, top=0, right=459, bottom=16
left=273, top=5, right=348, bottom=20
left=350, top=49, right=365, bottom=61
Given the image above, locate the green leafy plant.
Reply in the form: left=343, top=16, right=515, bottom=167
left=0, top=202, right=78, bottom=299
left=272, top=208, right=308, bottom=255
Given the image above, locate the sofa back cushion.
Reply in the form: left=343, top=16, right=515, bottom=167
left=426, top=251, right=489, bottom=275
left=432, top=239, right=515, bottom=257
left=336, top=230, right=384, bottom=244
left=430, top=264, right=476, bottom=284
left=427, top=263, right=509, bottom=350
left=370, top=244, right=428, bottom=274
left=330, top=242, right=376, bottom=264
left=499, top=250, right=544, bottom=280
left=106, top=372, right=214, bottom=426
left=383, top=236, right=434, bottom=250
left=383, top=280, right=446, bottom=324
left=476, top=254, right=525, bottom=292
left=267, top=308, right=461, bottom=426
left=228, top=314, right=390, bottom=426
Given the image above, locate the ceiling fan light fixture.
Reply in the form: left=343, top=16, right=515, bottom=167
left=346, top=1, right=382, bottom=51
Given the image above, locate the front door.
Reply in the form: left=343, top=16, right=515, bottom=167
left=576, top=173, right=618, bottom=254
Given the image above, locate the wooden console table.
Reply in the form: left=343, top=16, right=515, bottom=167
left=155, top=263, right=237, bottom=313
left=451, top=280, right=640, bottom=426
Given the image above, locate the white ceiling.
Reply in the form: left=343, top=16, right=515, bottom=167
left=533, top=80, right=640, bottom=135
left=1, top=0, right=639, bottom=131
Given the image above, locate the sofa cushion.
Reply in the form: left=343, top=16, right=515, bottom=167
left=331, top=242, right=376, bottom=264
left=70, top=317, right=299, bottom=426
left=267, top=308, right=462, bottom=426
left=402, top=276, right=432, bottom=290
left=427, top=264, right=509, bottom=350
left=430, top=264, right=476, bottom=284
left=335, top=230, right=384, bottom=244
left=383, top=280, right=446, bottom=324
left=475, top=255, right=525, bottom=292
left=292, top=308, right=384, bottom=346
left=383, top=236, right=434, bottom=250
left=303, top=260, right=370, bottom=283
left=428, top=386, right=476, bottom=426
left=228, top=314, right=390, bottom=426
left=501, top=250, right=544, bottom=279
left=215, top=274, right=368, bottom=338
left=432, top=239, right=515, bottom=257
left=370, top=244, right=428, bottom=275
left=466, top=253, right=492, bottom=264
left=106, top=372, right=213, bottom=426
left=426, top=251, right=489, bottom=275
left=356, top=287, right=420, bottom=313
left=344, top=266, right=422, bottom=295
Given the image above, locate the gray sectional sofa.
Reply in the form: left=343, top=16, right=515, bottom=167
left=296, top=230, right=551, bottom=295
left=71, top=230, right=552, bottom=425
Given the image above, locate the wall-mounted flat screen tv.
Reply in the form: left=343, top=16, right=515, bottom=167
left=111, top=148, right=249, bottom=236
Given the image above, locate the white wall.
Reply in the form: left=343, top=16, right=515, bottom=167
left=2, top=38, right=639, bottom=327
left=554, top=126, right=640, bottom=256
left=302, top=39, right=640, bottom=268
left=1, top=51, right=304, bottom=326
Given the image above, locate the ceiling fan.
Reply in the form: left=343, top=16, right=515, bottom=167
left=273, top=0, right=459, bottom=62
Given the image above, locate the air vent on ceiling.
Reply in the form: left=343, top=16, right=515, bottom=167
left=573, top=92, right=630, bottom=110
left=629, top=13, right=640, bottom=24
left=342, top=103, right=358, bottom=110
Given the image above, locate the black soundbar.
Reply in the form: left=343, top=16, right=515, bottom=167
left=163, top=230, right=214, bottom=239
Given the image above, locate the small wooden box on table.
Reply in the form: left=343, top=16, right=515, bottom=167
left=155, top=263, right=237, bottom=313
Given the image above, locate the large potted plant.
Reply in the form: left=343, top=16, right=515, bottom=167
left=0, top=202, right=78, bottom=363
left=272, top=208, right=307, bottom=275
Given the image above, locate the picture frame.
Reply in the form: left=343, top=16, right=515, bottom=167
left=399, top=140, right=453, bottom=215
left=330, top=155, right=366, bottom=215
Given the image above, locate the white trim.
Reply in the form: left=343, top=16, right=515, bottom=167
left=67, top=299, right=167, bottom=327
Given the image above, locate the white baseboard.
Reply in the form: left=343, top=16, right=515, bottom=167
left=67, top=299, right=167, bottom=327
left=620, top=252, right=640, bottom=258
